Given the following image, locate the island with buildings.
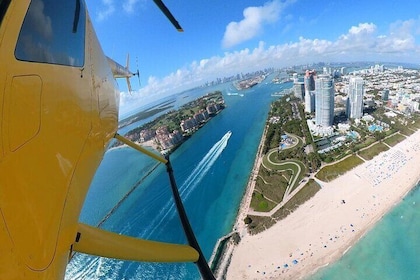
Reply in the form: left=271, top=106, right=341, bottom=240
left=234, top=74, right=267, bottom=90
left=211, top=64, right=420, bottom=279
left=113, top=91, right=225, bottom=154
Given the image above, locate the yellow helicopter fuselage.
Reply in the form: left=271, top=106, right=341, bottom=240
left=0, top=0, right=205, bottom=279
left=0, top=0, right=119, bottom=278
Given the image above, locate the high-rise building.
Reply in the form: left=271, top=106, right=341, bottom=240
left=304, top=70, right=316, bottom=113
left=347, top=77, right=364, bottom=119
left=381, top=89, right=389, bottom=101
left=293, top=82, right=305, bottom=100
left=315, top=74, right=334, bottom=127
left=292, top=73, right=298, bottom=83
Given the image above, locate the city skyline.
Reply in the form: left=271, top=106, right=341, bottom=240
left=86, top=0, right=420, bottom=116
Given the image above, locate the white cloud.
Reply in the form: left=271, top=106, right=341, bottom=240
left=97, top=0, right=115, bottom=21
left=123, top=0, right=140, bottom=14
left=28, top=0, right=53, bottom=40
left=97, top=0, right=144, bottom=21
left=348, top=22, right=376, bottom=35
left=120, top=19, right=420, bottom=115
left=335, top=21, right=420, bottom=54
left=222, top=0, right=294, bottom=48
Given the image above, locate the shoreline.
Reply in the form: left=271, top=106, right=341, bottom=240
left=235, top=124, right=268, bottom=234
left=224, top=129, right=420, bottom=279
left=212, top=124, right=268, bottom=278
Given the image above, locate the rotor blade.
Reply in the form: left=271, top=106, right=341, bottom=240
left=73, top=223, right=199, bottom=263
left=153, top=0, right=183, bottom=32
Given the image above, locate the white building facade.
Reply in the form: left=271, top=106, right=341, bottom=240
left=315, top=74, right=335, bottom=127
left=347, top=77, right=364, bottom=119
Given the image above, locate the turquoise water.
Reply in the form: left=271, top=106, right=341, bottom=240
left=65, top=78, right=420, bottom=280
left=65, top=77, right=290, bottom=279
left=311, top=183, right=420, bottom=280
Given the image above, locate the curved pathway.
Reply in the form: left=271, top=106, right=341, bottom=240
left=263, top=150, right=303, bottom=201
left=250, top=133, right=305, bottom=216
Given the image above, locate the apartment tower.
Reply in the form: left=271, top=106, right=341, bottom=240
left=304, top=70, right=316, bottom=113
left=347, top=77, right=364, bottom=119
left=315, top=74, right=334, bottom=126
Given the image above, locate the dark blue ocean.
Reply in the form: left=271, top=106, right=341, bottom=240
left=65, top=77, right=290, bottom=279
left=65, top=78, right=420, bottom=280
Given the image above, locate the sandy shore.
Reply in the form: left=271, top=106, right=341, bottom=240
left=226, top=129, right=420, bottom=279
left=139, top=139, right=160, bottom=151
left=109, top=139, right=160, bottom=153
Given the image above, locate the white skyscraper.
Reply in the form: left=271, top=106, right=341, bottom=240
left=292, top=73, right=298, bottom=83
left=315, top=74, right=334, bottom=127
left=347, top=77, right=364, bottom=119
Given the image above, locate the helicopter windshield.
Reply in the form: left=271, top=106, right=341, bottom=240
left=14, top=0, right=86, bottom=67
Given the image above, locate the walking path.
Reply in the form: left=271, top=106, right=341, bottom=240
left=249, top=133, right=305, bottom=217
left=262, top=152, right=302, bottom=200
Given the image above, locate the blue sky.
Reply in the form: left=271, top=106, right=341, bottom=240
left=85, top=0, right=420, bottom=115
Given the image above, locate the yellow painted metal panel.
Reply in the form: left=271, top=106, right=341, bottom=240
left=115, top=133, right=167, bottom=163
left=0, top=1, right=200, bottom=278
left=8, top=75, right=41, bottom=151
left=74, top=223, right=199, bottom=263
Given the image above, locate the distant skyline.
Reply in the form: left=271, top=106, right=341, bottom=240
left=86, top=0, right=420, bottom=115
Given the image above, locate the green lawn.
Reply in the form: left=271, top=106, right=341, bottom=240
left=255, top=171, right=288, bottom=203
left=250, top=142, right=306, bottom=214
left=399, top=126, right=415, bottom=136
left=384, top=133, right=406, bottom=147
left=263, top=153, right=306, bottom=189
left=247, top=178, right=322, bottom=235
left=315, top=155, right=364, bottom=182
left=272, top=179, right=321, bottom=220
left=250, top=192, right=276, bottom=212
left=354, top=137, right=376, bottom=151
left=358, top=142, right=389, bottom=160
left=410, top=120, right=420, bottom=130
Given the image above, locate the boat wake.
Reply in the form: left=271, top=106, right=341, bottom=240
left=143, top=131, right=232, bottom=239
left=227, top=92, right=244, bottom=97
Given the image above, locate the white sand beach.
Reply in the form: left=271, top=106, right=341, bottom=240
left=226, top=129, right=420, bottom=279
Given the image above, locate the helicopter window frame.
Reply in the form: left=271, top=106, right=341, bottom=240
left=14, top=0, right=86, bottom=67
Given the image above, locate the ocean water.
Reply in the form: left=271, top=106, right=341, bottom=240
left=65, top=77, right=290, bottom=279
left=311, top=183, right=420, bottom=280
left=65, top=77, right=420, bottom=280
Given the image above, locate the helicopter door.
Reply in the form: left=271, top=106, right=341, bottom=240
left=0, top=0, right=12, bottom=159
left=0, top=0, right=91, bottom=271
